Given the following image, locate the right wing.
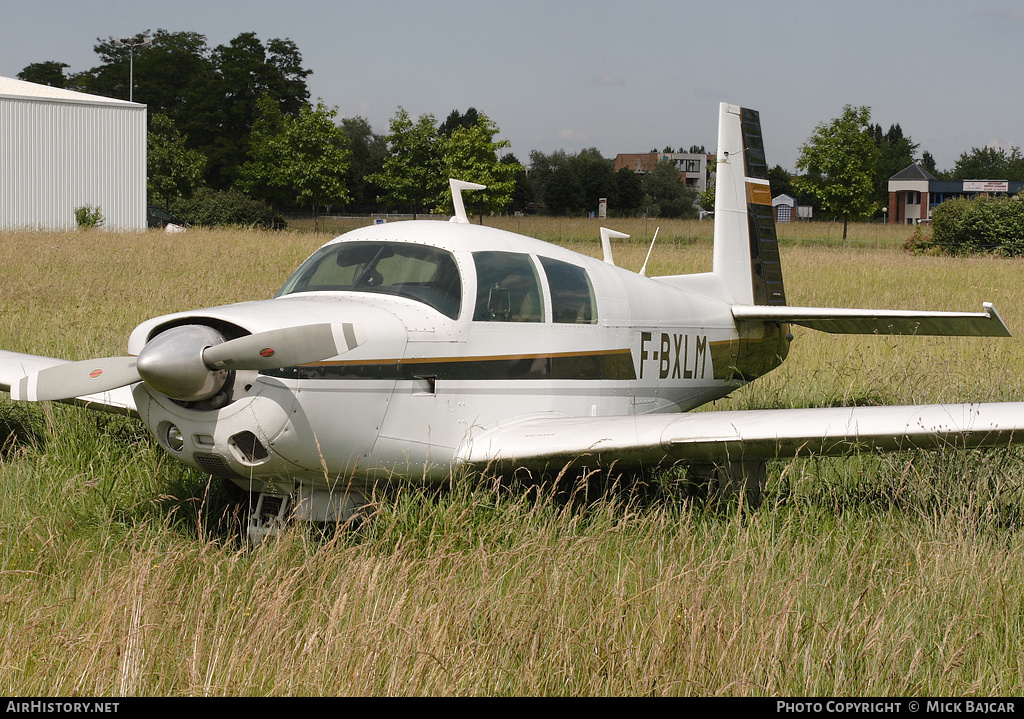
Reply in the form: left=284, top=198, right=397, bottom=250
left=0, top=350, right=137, bottom=416
left=455, top=402, right=1024, bottom=472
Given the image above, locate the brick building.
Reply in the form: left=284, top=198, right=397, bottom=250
left=888, top=163, right=1023, bottom=224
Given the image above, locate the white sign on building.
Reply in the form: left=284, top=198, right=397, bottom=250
left=963, top=181, right=1009, bottom=193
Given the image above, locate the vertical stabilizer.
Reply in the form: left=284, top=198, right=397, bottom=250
left=712, top=104, right=786, bottom=306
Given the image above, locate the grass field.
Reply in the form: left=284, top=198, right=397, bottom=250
left=1, top=219, right=1023, bottom=696
left=292, top=214, right=914, bottom=250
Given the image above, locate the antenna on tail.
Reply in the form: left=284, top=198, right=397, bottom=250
left=639, top=227, right=660, bottom=276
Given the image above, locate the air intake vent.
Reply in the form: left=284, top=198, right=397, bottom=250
left=193, top=452, right=240, bottom=478
left=230, top=431, right=270, bottom=464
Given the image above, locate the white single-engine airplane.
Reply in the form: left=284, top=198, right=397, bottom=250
left=2, top=103, right=1023, bottom=541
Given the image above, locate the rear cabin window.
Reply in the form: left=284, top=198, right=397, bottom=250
left=472, top=251, right=543, bottom=322
left=275, top=241, right=462, bottom=319
left=539, top=257, right=597, bottom=324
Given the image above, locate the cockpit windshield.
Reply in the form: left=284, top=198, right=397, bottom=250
left=276, top=241, right=463, bottom=319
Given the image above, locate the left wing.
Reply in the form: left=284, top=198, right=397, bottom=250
left=0, top=350, right=137, bottom=415
left=455, top=402, right=1024, bottom=472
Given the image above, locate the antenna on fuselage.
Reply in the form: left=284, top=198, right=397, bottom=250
left=599, top=227, right=629, bottom=266
left=449, top=179, right=487, bottom=224
left=639, top=226, right=660, bottom=276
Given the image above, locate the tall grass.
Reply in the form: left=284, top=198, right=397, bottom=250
left=1, top=224, right=1023, bottom=695
left=292, top=214, right=913, bottom=250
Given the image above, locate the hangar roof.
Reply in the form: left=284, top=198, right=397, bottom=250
left=0, top=76, right=143, bottom=108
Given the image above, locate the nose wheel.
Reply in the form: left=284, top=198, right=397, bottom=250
left=238, top=483, right=371, bottom=544
left=246, top=492, right=292, bottom=544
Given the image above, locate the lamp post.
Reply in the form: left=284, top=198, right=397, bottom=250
left=114, top=34, right=150, bottom=103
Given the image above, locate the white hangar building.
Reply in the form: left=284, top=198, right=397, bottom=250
left=0, top=76, right=146, bottom=230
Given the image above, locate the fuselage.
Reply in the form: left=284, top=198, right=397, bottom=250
left=127, top=220, right=789, bottom=493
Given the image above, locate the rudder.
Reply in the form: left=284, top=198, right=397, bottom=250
left=712, top=104, right=786, bottom=307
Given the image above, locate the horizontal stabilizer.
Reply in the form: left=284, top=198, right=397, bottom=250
left=732, top=302, right=1010, bottom=337
left=456, top=401, right=1024, bottom=471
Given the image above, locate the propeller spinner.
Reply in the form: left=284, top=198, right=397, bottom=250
left=11, top=322, right=366, bottom=403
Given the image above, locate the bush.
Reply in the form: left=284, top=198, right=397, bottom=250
left=901, top=225, right=939, bottom=255
left=173, top=188, right=280, bottom=228
left=74, top=205, right=103, bottom=229
left=931, top=195, right=1024, bottom=255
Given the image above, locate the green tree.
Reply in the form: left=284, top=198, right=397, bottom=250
left=768, top=164, right=795, bottom=199
left=527, top=148, right=615, bottom=216
left=575, top=148, right=616, bottom=216
left=642, top=160, right=698, bottom=218
left=285, top=102, right=350, bottom=221
left=795, top=105, right=880, bottom=243
left=544, top=163, right=586, bottom=215
left=79, top=30, right=312, bottom=190
left=438, top=107, right=480, bottom=137
left=81, top=30, right=211, bottom=115
left=240, top=98, right=349, bottom=229
left=952, top=146, right=1024, bottom=182
left=369, top=107, right=444, bottom=216
left=612, top=167, right=644, bottom=216
left=237, top=96, right=289, bottom=210
left=870, top=122, right=920, bottom=208
left=147, top=113, right=207, bottom=211
left=501, top=154, right=533, bottom=214
left=203, top=33, right=312, bottom=188
left=339, top=116, right=388, bottom=214
left=920, top=150, right=941, bottom=177
left=17, top=61, right=73, bottom=88
left=696, top=177, right=715, bottom=216
left=434, top=113, right=520, bottom=216
left=525, top=149, right=568, bottom=210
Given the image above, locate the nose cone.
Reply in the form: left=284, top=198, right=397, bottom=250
left=136, top=324, right=228, bottom=401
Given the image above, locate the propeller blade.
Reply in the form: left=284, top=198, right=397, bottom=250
left=202, top=322, right=366, bottom=371
left=11, top=356, right=141, bottom=402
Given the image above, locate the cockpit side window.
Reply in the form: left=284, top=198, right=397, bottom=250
left=472, top=251, right=544, bottom=322
left=539, top=257, right=597, bottom=324
left=276, top=241, right=462, bottom=319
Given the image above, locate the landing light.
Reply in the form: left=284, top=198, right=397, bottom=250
left=165, top=424, right=184, bottom=453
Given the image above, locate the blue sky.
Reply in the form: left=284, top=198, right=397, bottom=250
left=3, top=0, right=1023, bottom=173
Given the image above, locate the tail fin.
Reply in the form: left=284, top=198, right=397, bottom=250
left=712, top=104, right=786, bottom=307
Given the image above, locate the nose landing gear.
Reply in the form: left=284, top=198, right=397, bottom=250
left=243, top=484, right=371, bottom=544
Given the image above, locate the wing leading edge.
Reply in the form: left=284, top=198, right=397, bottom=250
left=455, top=402, right=1024, bottom=472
